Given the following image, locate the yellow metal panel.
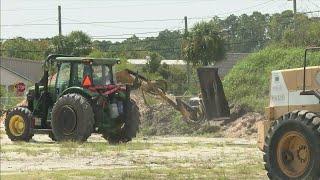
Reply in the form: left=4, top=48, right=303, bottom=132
left=257, top=120, right=272, bottom=151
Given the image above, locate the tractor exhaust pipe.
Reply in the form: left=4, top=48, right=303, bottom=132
left=197, top=67, right=230, bottom=120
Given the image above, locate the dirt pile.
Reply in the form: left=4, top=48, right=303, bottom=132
left=132, top=91, right=190, bottom=135
left=131, top=91, right=222, bottom=136
left=223, top=112, right=265, bottom=138
left=132, top=91, right=265, bottom=137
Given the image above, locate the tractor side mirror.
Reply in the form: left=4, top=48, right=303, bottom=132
left=35, top=83, right=40, bottom=98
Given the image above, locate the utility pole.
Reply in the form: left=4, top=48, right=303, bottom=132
left=288, top=0, right=297, bottom=14
left=293, top=0, right=297, bottom=14
left=288, top=0, right=297, bottom=31
left=184, top=16, right=188, bottom=36
left=184, top=16, right=191, bottom=86
left=58, top=5, right=62, bottom=36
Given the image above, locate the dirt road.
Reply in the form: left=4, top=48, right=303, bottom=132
left=0, top=129, right=267, bottom=180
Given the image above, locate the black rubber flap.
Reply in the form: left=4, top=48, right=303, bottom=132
left=197, top=66, right=230, bottom=120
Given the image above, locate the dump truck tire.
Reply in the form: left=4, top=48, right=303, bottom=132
left=51, top=93, right=94, bottom=142
left=263, top=110, right=320, bottom=180
left=103, top=99, right=140, bottom=144
left=5, top=107, right=34, bottom=141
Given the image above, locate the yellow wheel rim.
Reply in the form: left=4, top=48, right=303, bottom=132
left=9, top=115, right=25, bottom=136
left=276, top=131, right=310, bottom=178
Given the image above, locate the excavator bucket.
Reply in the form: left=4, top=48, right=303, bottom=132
left=197, top=67, right=230, bottom=120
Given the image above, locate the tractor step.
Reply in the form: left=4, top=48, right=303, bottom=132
left=33, top=129, right=52, bottom=134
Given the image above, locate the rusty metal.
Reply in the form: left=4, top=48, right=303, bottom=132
left=276, top=131, right=310, bottom=178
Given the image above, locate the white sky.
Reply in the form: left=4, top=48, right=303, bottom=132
left=1, top=0, right=320, bottom=41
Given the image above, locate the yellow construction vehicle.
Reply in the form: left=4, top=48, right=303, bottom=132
left=258, top=47, right=320, bottom=179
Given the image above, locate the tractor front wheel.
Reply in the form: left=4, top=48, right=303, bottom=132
left=5, top=107, right=34, bottom=141
left=263, top=110, right=320, bottom=179
left=51, top=93, right=94, bottom=142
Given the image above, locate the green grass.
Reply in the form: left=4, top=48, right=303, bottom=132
left=1, top=139, right=256, bottom=157
left=1, top=164, right=266, bottom=180
left=0, top=130, right=5, bottom=139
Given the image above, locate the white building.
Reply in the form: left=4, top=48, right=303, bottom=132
left=127, top=59, right=186, bottom=65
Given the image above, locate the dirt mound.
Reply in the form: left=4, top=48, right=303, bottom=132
left=131, top=91, right=223, bottom=136
left=133, top=91, right=265, bottom=137
left=223, top=112, right=265, bottom=138
left=132, top=91, right=191, bottom=135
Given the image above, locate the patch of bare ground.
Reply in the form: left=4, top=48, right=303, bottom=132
left=1, top=131, right=267, bottom=179
left=0, top=95, right=267, bottom=179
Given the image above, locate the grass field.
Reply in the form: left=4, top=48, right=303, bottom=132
left=0, top=133, right=267, bottom=180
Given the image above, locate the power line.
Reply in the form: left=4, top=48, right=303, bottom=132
left=22, top=17, right=57, bottom=24
left=91, top=29, right=183, bottom=38
left=63, top=17, right=183, bottom=31
left=0, top=0, right=283, bottom=28
left=1, top=18, right=183, bottom=27
left=308, top=0, right=320, bottom=9
left=188, top=0, right=278, bottom=21
left=301, top=10, right=320, bottom=14
left=1, top=0, right=233, bottom=12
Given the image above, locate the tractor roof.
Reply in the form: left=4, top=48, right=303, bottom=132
left=54, top=57, right=120, bottom=65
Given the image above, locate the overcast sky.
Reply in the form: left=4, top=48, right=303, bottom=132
left=1, top=0, right=320, bottom=41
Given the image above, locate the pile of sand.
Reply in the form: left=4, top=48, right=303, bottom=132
left=223, top=112, right=265, bottom=138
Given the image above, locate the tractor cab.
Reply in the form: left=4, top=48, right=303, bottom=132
left=47, top=57, right=120, bottom=101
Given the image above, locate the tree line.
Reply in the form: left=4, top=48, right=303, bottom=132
left=1, top=10, right=319, bottom=66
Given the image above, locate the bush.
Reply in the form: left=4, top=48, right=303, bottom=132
left=223, top=47, right=320, bottom=113
left=0, top=87, right=24, bottom=115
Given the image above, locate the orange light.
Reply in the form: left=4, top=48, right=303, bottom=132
left=82, top=75, right=92, bottom=87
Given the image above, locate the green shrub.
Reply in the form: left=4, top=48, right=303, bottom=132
left=223, top=47, right=320, bottom=113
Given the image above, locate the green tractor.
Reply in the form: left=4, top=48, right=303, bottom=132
left=5, top=55, right=140, bottom=143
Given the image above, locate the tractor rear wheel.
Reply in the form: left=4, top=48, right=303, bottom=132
left=5, top=107, right=34, bottom=141
left=51, top=93, right=94, bottom=142
left=263, top=110, right=320, bottom=179
left=103, top=99, right=140, bottom=144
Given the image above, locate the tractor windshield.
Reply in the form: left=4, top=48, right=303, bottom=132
left=92, top=64, right=112, bottom=85
left=82, top=64, right=112, bottom=86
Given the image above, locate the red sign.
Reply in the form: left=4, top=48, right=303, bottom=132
left=15, top=82, right=26, bottom=93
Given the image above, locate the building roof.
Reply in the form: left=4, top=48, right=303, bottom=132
left=0, top=66, right=32, bottom=86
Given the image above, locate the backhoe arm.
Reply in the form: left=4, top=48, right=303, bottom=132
left=115, top=67, right=230, bottom=123
left=116, top=69, right=199, bottom=121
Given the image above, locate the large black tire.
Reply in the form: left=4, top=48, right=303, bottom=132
left=5, top=107, right=34, bottom=141
left=51, top=93, right=94, bottom=142
left=263, top=110, right=320, bottom=180
left=103, top=99, right=140, bottom=144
